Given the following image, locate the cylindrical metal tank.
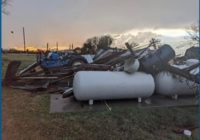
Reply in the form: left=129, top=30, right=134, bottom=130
left=124, top=59, right=140, bottom=74
left=155, top=71, right=198, bottom=96
left=73, top=71, right=155, bottom=101
left=139, top=44, right=175, bottom=74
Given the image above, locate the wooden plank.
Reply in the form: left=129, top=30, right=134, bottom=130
left=20, top=76, right=58, bottom=80
left=18, top=62, right=39, bottom=76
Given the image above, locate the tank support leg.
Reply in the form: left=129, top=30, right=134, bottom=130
left=89, top=100, right=94, bottom=105
left=172, top=94, right=178, bottom=100
left=138, top=97, right=142, bottom=103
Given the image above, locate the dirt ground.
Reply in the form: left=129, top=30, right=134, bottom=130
left=2, top=53, right=198, bottom=140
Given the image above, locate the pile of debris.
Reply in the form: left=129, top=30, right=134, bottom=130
left=4, top=39, right=199, bottom=105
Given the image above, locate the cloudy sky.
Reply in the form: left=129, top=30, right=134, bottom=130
left=3, top=0, right=198, bottom=50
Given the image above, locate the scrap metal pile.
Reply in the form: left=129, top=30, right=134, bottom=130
left=4, top=39, right=199, bottom=104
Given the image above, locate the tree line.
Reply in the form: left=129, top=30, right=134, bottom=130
left=2, top=24, right=198, bottom=54
left=2, top=35, right=113, bottom=54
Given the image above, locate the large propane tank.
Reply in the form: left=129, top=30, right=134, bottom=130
left=155, top=72, right=198, bottom=96
left=139, top=44, right=175, bottom=74
left=155, top=59, right=198, bottom=96
left=73, top=71, right=155, bottom=101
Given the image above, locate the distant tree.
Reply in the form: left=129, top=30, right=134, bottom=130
left=2, top=0, right=11, bottom=15
left=73, top=47, right=82, bottom=54
left=81, top=36, right=98, bottom=54
left=81, top=35, right=113, bottom=54
left=9, top=48, right=18, bottom=53
left=186, top=24, right=199, bottom=45
left=97, top=35, right=113, bottom=50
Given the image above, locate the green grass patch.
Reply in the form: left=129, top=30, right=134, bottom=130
left=2, top=53, right=198, bottom=140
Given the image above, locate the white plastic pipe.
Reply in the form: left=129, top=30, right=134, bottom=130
left=73, top=71, right=155, bottom=101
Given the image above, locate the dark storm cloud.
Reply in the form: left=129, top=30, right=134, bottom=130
left=3, top=0, right=198, bottom=48
left=75, top=0, right=198, bottom=32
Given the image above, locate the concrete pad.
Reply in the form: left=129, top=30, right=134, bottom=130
left=50, top=94, right=198, bottom=113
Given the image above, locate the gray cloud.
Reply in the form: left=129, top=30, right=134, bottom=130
left=3, top=0, right=198, bottom=48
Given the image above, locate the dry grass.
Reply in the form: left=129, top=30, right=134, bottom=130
left=2, top=53, right=198, bottom=140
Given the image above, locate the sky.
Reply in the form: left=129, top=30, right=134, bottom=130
left=3, top=0, right=198, bottom=50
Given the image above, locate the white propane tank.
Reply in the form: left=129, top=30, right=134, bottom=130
left=155, top=71, right=198, bottom=96
left=73, top=71, right=155, bottom=101
left=124, top=59, right=140, bottom=74
left=155, top=59, right=198, bottom=96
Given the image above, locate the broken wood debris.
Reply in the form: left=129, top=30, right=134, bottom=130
left=3, top=38, right=198, bottom=107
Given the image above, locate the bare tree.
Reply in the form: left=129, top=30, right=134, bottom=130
left=186, top=24, right=199, bottom=45
left=81, top=35, right=113, bottom=54
left=97, top=35, right=113, bottom=49
left=81, top=37, right=98, bottom=54
left=2, top=0, right=11, bottom=15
